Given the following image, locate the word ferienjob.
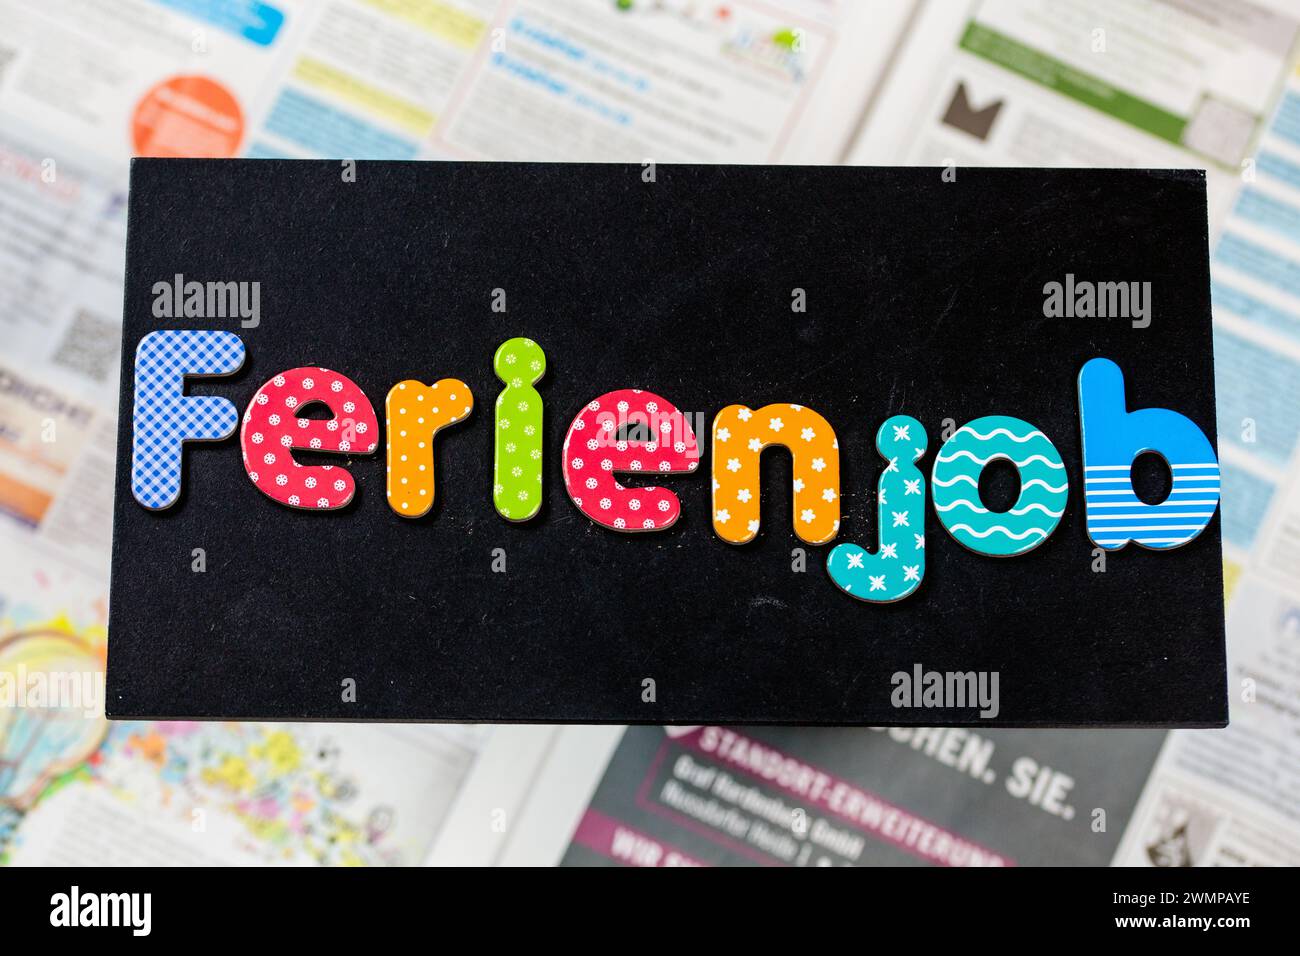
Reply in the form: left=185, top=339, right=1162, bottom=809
left=129, top=332, right=1220, bottom=603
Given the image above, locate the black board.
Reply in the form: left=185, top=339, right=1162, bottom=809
left=107, top=160, right=1226, bottom=725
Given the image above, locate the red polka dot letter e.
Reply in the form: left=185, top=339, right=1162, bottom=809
left=562, top=389, right=700, bottom=532
left=240, top=368, right=379, bottom=510
left=131, top=330, right=244, bottom=510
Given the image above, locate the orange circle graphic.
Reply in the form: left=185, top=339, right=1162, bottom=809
left=131, top=75, right=244, bottom=158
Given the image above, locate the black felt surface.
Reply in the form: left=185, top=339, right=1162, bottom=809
left=108, top=160, right=1226, bottom=726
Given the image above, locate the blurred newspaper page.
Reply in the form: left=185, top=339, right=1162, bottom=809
left=850, top=0, right=1299, bottom=227
left=0, top=119, right=125, bottom=581
left=433, top=724, right=1164, bottom=866
left=562, top=726, right=1169, bottom=866
left=0, top=0, right=919, bottom=167
left=0, top=0, right=313, bottom=166
left=848, top=0, right=1300, bottom=865
left=242, top=0, right=918, bottom=163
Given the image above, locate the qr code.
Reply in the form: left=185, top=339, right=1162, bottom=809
left=1183, top=95, right=1256, bottom=167
left=52, top=310, right=121, bottom=383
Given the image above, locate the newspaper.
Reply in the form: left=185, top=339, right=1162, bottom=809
left=430, top=0, right=1300, bottom=867
left=4, top=0, right=1296, bottom=868
left=0, top=0, right=916, bottom=864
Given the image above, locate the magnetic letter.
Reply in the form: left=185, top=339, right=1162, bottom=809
left=386, top=379, right=473, bottom=517
left=562, top=389, right=699, bottom=532
left=131, top=329, right=244, bottom=510
left=711, top=403, right=840, bottom=545
left=493, top=338, right=545, bottom=521
left=826, top=416, right=927, bottom=602
left=241, top=367, right=378, bottom=510
left=932, top=415, right=1067, bottom=556
left=1078, top=357, right=1220, bottom=550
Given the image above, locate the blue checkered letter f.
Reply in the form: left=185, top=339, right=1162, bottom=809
left=132, top=330, right=245, bottom=510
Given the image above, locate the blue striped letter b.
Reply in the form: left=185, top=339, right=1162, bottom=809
left=1078, top=358, right=1220, bottom=551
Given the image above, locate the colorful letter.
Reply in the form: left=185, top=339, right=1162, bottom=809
left=1078, top=357, right=1220, bottom=550
left=241, top=367, right=378, bottom=510
left=932, top=415, right=1067, bottom=557
left=131, top=329, right=244, bottom=510
left=386, top=379, right=473, bottom=518
left=826, top=416, right=927, bottom=602
left=711, top=403, right=840, bottom=545
left=562, top=389, right=699, bottom=532
left=493, top=338, right=545, bottom=521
